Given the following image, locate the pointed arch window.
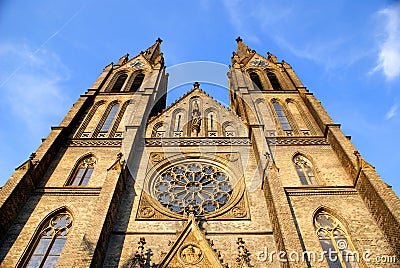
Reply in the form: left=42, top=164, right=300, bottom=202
left=267, top=72, right=281, bottom=90
left=272, top=102, right=292, bottom=131
left=110, top=74, right=128, bottom=92
left=25, top=211, right=73, bottom=267
left=152, top=122, right=166, bottom=137
left=100, top=103, right=120, bottom=133
left=314, top=211, right=360, bottom=267
left=129, top=73, right=145, bottom=92
left=249, top=72, right=264, bottom=90
left=293, top=154, right=317, bottom=185
left=68, top=156, right=96, bottom=186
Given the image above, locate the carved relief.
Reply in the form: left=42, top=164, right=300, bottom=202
left=179, top=244, right=203, bottom=265
left=149, top=153, right=166, bottom=165
left=232, top=207, right=247, bottom=218
left=139, top=206, right=155, bottom=218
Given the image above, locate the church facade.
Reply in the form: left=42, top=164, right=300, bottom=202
left=0, top=38, right=399, bottom=267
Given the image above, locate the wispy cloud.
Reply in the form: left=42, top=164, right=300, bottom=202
left=374, top=3, right=400, bottom=80
left=222, top=1, right=370, bottom=73
left=223, top=0, right=261, bottom=44
left=0, top=43, right=71, bottom=135
left=385, top=104, right=398, bottom=120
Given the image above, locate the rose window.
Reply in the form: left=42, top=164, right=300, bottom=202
left=153, top=162, right=233, bottom=215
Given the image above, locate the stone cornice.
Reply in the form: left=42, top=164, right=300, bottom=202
left=285, top=186, right=357, bottom=196
left=267, top=136, right=329, bottom=146
left=67, top=139, right=122, bottom=147
left=145, top=137, right=251, bottom=147
left=34, top=187, right=102, bottom=196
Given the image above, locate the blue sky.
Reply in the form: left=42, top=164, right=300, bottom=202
left=0, top=1, right=399, bottom=195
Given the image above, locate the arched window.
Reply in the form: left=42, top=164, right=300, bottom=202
left=171, top=110, right=185, bottom=137
left=68, top=155, right=96, bottom=186
left=314, top=210, right=360, bottom=267
left=267, top=72, right=281, bottom=90
left=293, top=154, right=317, bottom=185
left=110, top=74, right=128, bottom=92
left=224, top=124, right=235, bottom=137
left=272, top=102, right=292, bottom=131
left=129, top=73, right=145, bottom=92
left=152, top=122, right=166, bottom=137
left=249, top=72, right=264, bottom=90
left=208, top=112, right=216, bottom=131
left=100, top=103, right=120, bottom=133
left=25, top=211, right=73, bottom=267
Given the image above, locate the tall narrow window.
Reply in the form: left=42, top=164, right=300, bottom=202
left=110, top=74, right=128, bottom=92
left=314, top=211, right=360, bottom=267
left=176, top=115, right=182, bottom=131
left=249, top=72, right=263, bottom=90
left=129, top=73, right=145, bottom=92
left=267, top=72, right=281, bottom=90
left=25, top=211, right=73, bottom=267
left=69, top=156, right=96, bottom=186
left=100, top=103, right=120, bottom=133
left=272, top=102, right=292, bottom=131
left=209, top=114, right=214, bottom=130
left=293, top=154, right=317, bottom=185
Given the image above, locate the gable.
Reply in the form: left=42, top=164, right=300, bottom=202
left=158, top=214, right=224, bottom=268
left=146, top=83, right=247, bottom=138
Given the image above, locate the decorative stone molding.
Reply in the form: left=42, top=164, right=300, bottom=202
left=267, top=137, right=329, bottom=146
left=34, top=187, right=102, bottom=196
left=145, top=138, right=251, bottom=147
left=67, top=139, right=122, bottom=147
left=285, top=187, right=357, bottom=196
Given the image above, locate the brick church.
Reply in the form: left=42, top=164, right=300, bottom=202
left=0, top=38, right=399, bottom=267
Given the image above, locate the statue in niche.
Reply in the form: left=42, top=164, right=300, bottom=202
left=191, top=100, right=201, bottom=137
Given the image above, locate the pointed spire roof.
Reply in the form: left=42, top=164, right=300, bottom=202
left=142, top=37, right=164, bottom=66
left=232, top=36, right=256, bottom=65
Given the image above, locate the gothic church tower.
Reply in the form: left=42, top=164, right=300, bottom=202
left=0, top=38, right=399, bottom=267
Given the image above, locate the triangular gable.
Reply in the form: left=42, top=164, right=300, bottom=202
left=157, top=213, right=224, bottom=268
left=146, top=82, right=247, bottom=138
left=231, top=37, right=280, bottom=71
left=112, top=38, right=164, bottom=71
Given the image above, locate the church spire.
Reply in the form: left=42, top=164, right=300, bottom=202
left=232, top=36, right=256, bottom=65
left=142, top=37, right=164, bottom=67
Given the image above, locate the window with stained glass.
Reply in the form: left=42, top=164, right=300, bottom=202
left=100, top=103, right=120, bottom=133
left=26, top=212, right=72, bottom=268
left=272, top=102, right=292, bottom=131
left=293, top=154, right=317, bottom=185
left=152, top=162, right=233, bottom=215
left=315, top=211, right=360, bottom=268
left=69, top=156, right=96, bottom=186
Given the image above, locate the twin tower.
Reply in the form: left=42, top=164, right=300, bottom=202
left=0, top=38, right=399, bottom=267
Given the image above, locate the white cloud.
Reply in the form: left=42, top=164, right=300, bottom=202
left=223, top=0, right=261, bottom=44
left=0, top=43, right=71, bottom=135
left=385, top=104, right=398, bottom=120
left=222, top=1, right=370, bottom=73
left=374, top=3, right=400, bottom=80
